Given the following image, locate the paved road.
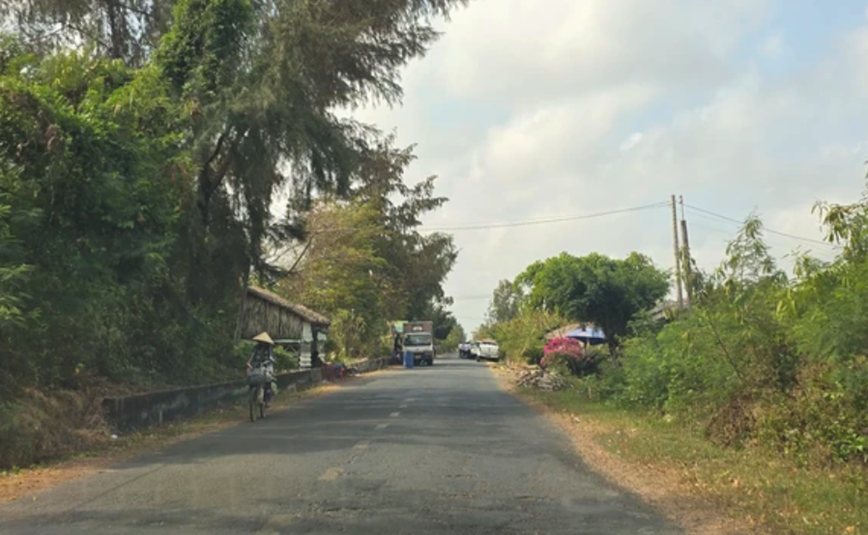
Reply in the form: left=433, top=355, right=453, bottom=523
left=0, top=355, right=680, bottom=534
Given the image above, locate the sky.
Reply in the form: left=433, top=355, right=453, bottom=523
left=351, top=0, right=868, bottom=332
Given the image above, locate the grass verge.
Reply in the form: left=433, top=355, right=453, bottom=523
left=516, top=382, right=867, bottom=535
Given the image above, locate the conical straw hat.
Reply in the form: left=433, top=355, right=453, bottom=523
left=252, top=332, right=275, bottom=345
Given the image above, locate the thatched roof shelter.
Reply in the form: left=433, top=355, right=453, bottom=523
left=239, top=286, right=330, bottom=341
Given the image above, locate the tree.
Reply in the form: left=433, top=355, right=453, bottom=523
left=276, top=200, right=394, bottom=357
left=153, top=0, right=467, bottom=308
left=517, top=252, right=669, bottom=351
left=0, top=46, right=218, bottom=393
left=0, top=0, right=469, bottom=398
left=439, top=323, right=466, bottom=352
left=487, top=279, right=524, bottom=324
left=346, top=135, right=458, bottom=319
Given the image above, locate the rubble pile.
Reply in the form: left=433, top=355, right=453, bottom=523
left=515, top=365, right=568, bottom=391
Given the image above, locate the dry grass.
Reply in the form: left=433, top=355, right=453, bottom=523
left=0, top=379, right=342, bottom=504
left=494, top=365, right=868, bottom=535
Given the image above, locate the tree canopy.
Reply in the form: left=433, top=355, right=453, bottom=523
left=0, top=0, right=468, bottom=400
left=516, top=252, right=670, bottom=349
left=486, top=279, right=524, bottom=324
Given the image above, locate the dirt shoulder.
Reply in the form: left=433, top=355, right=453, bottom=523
left=492, top=364, right=761, bottom=535
left=0, top=378, right=353, bottom=505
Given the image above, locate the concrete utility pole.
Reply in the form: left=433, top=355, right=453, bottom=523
left=671, top=195, right=684, bottom=308
left=679, top=196, right=693, bottom=306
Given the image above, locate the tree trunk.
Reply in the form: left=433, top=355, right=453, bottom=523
left=104, top=0, right=127, bottom=60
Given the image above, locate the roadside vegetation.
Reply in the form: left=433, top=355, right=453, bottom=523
left=0, top=0, right=467, bottom=469
left=483, top=193, right=868, bottom=534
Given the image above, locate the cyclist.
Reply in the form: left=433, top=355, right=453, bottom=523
left=248, top=332, right=276, bottom=406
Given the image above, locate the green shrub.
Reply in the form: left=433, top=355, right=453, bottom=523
left=232, top=341, right=255, bottom=367
left=756, top=359, right=868, bottom=465
left=273, top=346, right=299, bottom=371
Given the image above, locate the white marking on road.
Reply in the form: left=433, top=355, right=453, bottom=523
left=403, top=398, right=416, bottom=403
left=390, top=411, right=400, bottom=417
left=318, top=467, right=344, bottom=481
left=375, top=423, right=389, bottom=430
left=353, top=440, right=369, bottom=449
left=399, top=404, right=408, bottom=409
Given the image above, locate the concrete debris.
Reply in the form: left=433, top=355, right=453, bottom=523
left=515, top=366, right=568, bottom=391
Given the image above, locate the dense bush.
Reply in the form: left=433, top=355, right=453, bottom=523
left=601, top=214, right=868, bottom=466
left=273, top=346, right=300, bottom=372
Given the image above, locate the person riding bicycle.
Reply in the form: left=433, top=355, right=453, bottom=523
left=247, top=332, right=276, bottom=406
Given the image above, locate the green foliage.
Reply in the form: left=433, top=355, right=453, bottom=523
left=0, top=47, right=238, bottom=398
left=487, top=279, right=524, bottom=324
left=490, top=309, right=565, bottom=365
left=328, top=309, right=368, bottom=362
left=517, top=251, right=670, bottom=350
left=273, top=346, right=299, bottom=371
left=438, top=323, right=466, bottom=353
left=599, top=212, right=868, bottom=466
left=158, top=0, right=253, bottom=96
left=276, top=134, right=457, bottom=360
left=0, top=191, right=31, bottom=330
left=0, top=0, right=467, bottom=412
left=232, top=340, right=256, bottom=367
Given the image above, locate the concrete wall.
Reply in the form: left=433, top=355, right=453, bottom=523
left=102, top=359, right=387, bottom=432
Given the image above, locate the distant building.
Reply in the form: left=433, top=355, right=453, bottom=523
left=239, top=286, right=331, bottom=369
left=545, top=323, right=606, bottom=346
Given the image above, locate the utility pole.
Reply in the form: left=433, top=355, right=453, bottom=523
left=679, top=196, right=693, bottom=306
left=671, top=194, right=684, bottom=308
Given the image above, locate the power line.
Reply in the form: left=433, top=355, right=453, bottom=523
left=689, top=222, right=837, bottom=261
left=421, top=202, right=670, bottom=232
left=685, top=204, right=834, bottom=248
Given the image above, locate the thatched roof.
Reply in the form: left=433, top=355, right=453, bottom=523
left=246, top=286, right=331, bottom=327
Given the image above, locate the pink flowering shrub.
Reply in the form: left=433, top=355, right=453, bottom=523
left=541, top=337, right=598, bottom=376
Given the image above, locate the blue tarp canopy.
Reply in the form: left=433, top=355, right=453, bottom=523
left=565, top=327, right=606, bottom=345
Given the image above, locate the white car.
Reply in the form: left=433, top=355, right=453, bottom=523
left=475, top=340, right=500, bottom=361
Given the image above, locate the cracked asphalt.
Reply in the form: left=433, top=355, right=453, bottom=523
left=0, top=355, right=680, bottom=534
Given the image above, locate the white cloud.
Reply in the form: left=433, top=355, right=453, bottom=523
left=351, top=0, right=868, bottom=329
left=433, top=0, right=773, bottom=108
left=760, top=34, right=786, bottom=58
left=619, top=133, right=644, bottom=152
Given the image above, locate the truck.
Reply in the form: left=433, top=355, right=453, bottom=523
left=402, top=321, right=435, bottom=366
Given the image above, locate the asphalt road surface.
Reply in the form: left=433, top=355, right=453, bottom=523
left=0, top=355, right=680, bottom=535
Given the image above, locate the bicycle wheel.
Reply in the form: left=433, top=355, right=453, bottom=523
left=249, top=386, right=258, bottom=422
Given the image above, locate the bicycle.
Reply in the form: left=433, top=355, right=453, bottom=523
left=248, top=381, right=266, bottom=422
left=246, top=363, right=269, bottom=422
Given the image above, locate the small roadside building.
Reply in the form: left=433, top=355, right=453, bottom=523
left=238, top=286, right=331, bottom=369
left=545, top=323, right=606, bottom=347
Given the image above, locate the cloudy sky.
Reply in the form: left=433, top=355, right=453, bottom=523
left=353, top=0, right=868, bottom=332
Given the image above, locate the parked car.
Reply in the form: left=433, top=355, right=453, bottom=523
left=475, top=340, right=500, bottom=362
left=469, top=341, right=481, bottom=359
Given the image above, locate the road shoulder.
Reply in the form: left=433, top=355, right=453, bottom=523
left=0, top=380, right=347, bottom=505
left=491, top=364, right=759, bottom=535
